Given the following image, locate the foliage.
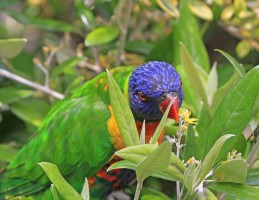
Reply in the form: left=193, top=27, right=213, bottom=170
left=0, top=0, right=258, bottom=199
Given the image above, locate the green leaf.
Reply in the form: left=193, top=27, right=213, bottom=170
left=11, top=196, right=34, bottom=200
left=0, top=87, right=33, bottom=104
left=116, top=144, right=157, bottom=163
left=136, top=141, right=171, bottom=181
left=156, top=0, right=179, bottom=17
left=215, top=49, right=246, bottom=78
left=150, top=101, right=173, bottom=144
left=0, top=38, right=27, bottom=58
left=51, top=184, right=61, bottom=200
left=125, top=41, right=153, bottom=55
left=0, top=0, right=19, bottom=8
left=184, top=124, right=203, bottom=160
left=195, top=134, right=234, bottom=189
left=151, top=151, right=186, bottom=182
left=4, top=11, right=78, bottom=33
left=146, top=34, right=174, bottom=63
left=197, top=188, right=217, bottom=200
left=189, top=0, right=213, bottom=21
left=107, top=70, right=139, bottom=146
left=235, top=40, right=251, bottom=58
left=206, top=63, right=218, bottom=106
left=172, top=0, right=210, bottom=72
left=51, top=57, right=85, bottom=78
left=140, top=187, right=171, bottom=200
left=9, top=98, right=50, bottom=127
left=210, top=71, right=241, bottom=116
left=177, top=65, right=199, bottom=113
left=65, top=75, right=85, bottom=94
left=108, top=160, right=136, bottom=171
left=85, top=25, right=119, bottom=46
left=115, top=144, right=185, bottom=182
left=39, top=162, right=83, bottom=200
left=191, top=105, right=212, bottom=160
left=202, top=66, right=259, bottom=160
left=0, top=144, right=18, bottom=162
left=246, top=167, right=259, bottom=186
left=221, top=5, right=235, bottom=21
left=207, top=182, right=259, bottom=200
left=213, top=159, right=247, bottom=184
left=217, top=64, right=235, bottom=88
left=81, top=178, right=89, bottom=200
left=234, top=0, right=246, bottom=15
left=180, top=43, right=208, bottom=105
left=184, top=164, right=196, bottom=192
left=74, top=0, right=95, bottom=29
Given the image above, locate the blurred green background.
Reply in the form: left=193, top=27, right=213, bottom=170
left=0, top=0, right=258, bottom=197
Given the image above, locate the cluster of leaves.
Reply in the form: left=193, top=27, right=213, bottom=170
left=157, top=0, right=259, bottom=58
left=0, top=0, right=259, bottom=199
left=106, top=62, right=259, bottom=200
left=38, top=56, right=259, bottom=200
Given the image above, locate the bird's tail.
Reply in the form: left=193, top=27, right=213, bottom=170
left=0, top=173, right=48, bottom=200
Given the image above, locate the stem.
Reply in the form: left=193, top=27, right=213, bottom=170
left=218, top=21, right=244, bottom=40
left=218, top=192, right=226, bottom=200
left=83, top=61, right=103, bottom=73
left=134, top=180, right=143, bottom=200
left=35, top=61, right=50, bottom=87
left=176, top=182, right=181, bottom=200
left=90, top=47, right=102, bottom=73
left=0, top=68, right=64, bottom=100
left=176, top=118, right=184, bottom=158
left=115, top=0, right=133, bottom=66
left=200, top=21, right=210, bottom=37
left=176, top=117, right=184, bottom=200
left=247, top=141, right=259, bottom=168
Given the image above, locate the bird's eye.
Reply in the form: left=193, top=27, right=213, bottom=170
left=138, top=92, right=147, bottom=101
left=160, top=94, right=167, bottom=101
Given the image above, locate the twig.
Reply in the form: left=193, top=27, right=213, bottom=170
left=0, top=68, right=64, bottom=100
left=176, top=131, right=183, bottom=200
left=247, top=141, right=259, bottom=168
left=218, top=192, right=226, bottom=200
left=81, top=61, right=103, bottom=73
left=175, top=116, right=185, bottom=200
left=34, top=58, right=50, bottom=87
left=247, top=125, right=259, bottom=168
left=91, top=47, right=102, bottom=73
left=115, top=0, right=133, bottom=66
left=218, top=21, right=244, bottom=40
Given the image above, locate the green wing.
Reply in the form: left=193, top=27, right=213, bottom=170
left=0, top=66, right=135, bottom=197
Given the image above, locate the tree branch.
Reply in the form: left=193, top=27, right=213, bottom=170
left=0, top=68, right=64, bottom=100
left=115, top=0, right=133, bottom=66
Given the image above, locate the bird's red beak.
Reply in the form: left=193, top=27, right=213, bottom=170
left=159, top=93, right=179, bottom=123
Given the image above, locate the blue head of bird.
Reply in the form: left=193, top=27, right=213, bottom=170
left=129, top=61, right=183, bottom=122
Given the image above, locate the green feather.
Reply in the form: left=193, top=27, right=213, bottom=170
left=0, top=66, right=135, bottom=199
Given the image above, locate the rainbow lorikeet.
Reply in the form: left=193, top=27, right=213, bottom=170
left=0, top=61, right=183, bottom=199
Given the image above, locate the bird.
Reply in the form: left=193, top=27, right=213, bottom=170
left=0, top=61, right=183, bottom=199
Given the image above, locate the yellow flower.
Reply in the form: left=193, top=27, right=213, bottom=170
left=179, top=108, right=198, bottom=128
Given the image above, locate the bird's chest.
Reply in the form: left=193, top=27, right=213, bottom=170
left=135, top=121, right=164, bottom=144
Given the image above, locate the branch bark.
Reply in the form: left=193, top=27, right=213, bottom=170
left=115, top=0, right=133, bottom=66
left=0, top=68, right=64, bottom=100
